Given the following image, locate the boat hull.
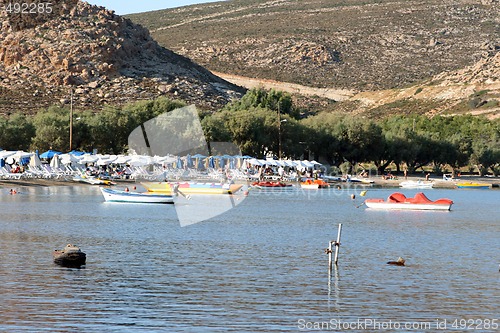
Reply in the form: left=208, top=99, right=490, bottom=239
left=399, top=181, right=434, bottom=189
left=100, top=187, right=174, bottom=204
left=456, top=182, right=490, bottom=189
left=365, top=201, right=452, bottom=211
left=141, top=182, right=242, bottom=195
left=251, top=181, right=294, bottom=190
left=300, top=179, right=329, bottom=189
left=365, top=192, right=453, bottom=211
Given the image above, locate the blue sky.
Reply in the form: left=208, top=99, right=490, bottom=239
left=85, top=0, right=223, bottom=15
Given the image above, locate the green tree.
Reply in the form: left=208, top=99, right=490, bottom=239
left=0, top=114, right=35, bottom=151
left=31, top=106, right=70, bottom=151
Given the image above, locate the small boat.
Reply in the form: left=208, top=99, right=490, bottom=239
left=53, top=244, right=86, bottom=267
left=141, top=182, right=243, bottom=195
left=365, top=192, right=453, bottom=211
left=250, top=181, right=294, bottom=189
left=100, top=187, right=174, bottom=204
left=300, top=179, right=330, bottom=189
left=399, top=180, right=434, bottom=189
left=73, top=175, right=114, bottom=185
left=348, top=176, right=375, bottom=184
left=456, top=182, right=490, bottom=189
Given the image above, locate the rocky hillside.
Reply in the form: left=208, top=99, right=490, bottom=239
left=129, top=0, right=500, bottom=91
left=0, top=0, right=244, bottom=115
left=350, top=51, right=500, bottom=119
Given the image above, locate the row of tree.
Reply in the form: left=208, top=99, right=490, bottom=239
left=0, top=89, right=498, bottom=175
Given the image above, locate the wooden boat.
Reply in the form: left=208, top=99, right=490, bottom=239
left=141, top=181, right=243, bottom=195
left=365, top=192, right=453, bottom=211
left=399, top=180, right=434, bottom=189
left=456, top=182, right=490, bottom=189
left=100, top=187, right=174, bottom=204
left=300, top=179, right=330, bottom=189
left=53, top=244, right=86, bottom=267
left=250, top=181, right=294, bottom=189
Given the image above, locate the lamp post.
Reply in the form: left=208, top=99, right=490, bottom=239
left=69, top=88, right=73, bottom=151
left=278, top=116, right=287, bottom=159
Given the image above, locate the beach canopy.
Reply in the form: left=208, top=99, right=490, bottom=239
left=40, top=150, right=62, bottom=159
left=68, top=150, right=87, bottom=156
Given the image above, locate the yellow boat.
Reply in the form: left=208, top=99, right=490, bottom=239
left=141, top=181, right=243, bottom=195
left=456, top=182, right=490, bottom=189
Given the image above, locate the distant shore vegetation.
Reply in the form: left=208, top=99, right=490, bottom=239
left=1, top=89, right=498, bottom=176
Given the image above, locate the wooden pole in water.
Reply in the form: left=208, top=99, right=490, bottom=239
left=334, top=223, right=342, bottom=265
left=328, top=240, right=333, bottom=270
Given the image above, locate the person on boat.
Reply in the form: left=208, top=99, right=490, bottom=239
left=425, top=173, right=430, bottom=181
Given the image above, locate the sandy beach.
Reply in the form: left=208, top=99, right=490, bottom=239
left=0, top=175, right=497, bottom=190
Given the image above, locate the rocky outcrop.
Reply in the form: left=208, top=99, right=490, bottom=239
left=432, top=52, right=500, bottom=85
left=0, top=1, right=244, bottom=114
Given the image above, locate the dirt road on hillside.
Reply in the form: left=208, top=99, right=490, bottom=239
left=214, top=72, right=355, bottom=101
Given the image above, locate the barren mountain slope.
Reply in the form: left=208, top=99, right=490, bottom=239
left=129, top=0, right=500, bottom=91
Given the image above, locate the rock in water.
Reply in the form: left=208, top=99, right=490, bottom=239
left=53, top=244, right=86, bottom=267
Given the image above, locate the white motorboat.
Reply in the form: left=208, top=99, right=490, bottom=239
left=100, top=187, right=174, bottom=204
left=399, top=180, right=434, bottom=189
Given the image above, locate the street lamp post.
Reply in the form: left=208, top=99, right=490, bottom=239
left=69, top=88, right=73, bottom=151
left=278, top=105, right=287, bottom=159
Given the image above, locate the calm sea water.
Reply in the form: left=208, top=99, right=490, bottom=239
left=0, top=185, right=498, bottom=332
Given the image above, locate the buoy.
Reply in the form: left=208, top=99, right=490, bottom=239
left=360, top=190, right=367, bottom=197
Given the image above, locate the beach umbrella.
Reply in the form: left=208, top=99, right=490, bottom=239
left=114, top=155, right=129, bottom=164
left=40, top=149, right=62, bottom=159
left=50, top=154, right=61, bottom=168
left=0, top=150, right=16, bottom=159
left=68, top=150, right=86, bottom=156
left=247, top=158, right=263, bottom=166
left=12, top=151, right=33, bottom=165
left=196, top=157, right=204, bottom=169
left=208, top=156, right=215, bottom=168
left=79, top=154, right=99, bottom=164
left=176, top=156, right=183, bottom=169
left=185, top=154, right=193, bottom=168
left=128, top=155, right=153, bottom=167
left=59, top=153, right=80, bottom=165
left=29, top=154, right=42, bottom=167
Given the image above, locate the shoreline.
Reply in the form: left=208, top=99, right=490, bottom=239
left=1, top=175, right=498, bottom=189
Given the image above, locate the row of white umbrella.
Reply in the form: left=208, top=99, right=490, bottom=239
left=1, top=149, right=323, bottom=170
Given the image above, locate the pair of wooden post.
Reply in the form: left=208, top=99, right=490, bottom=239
left=328, top=223, right=342, bottom=270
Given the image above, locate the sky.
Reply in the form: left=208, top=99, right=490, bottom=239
left=85, top=0, right=223, bottom=15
